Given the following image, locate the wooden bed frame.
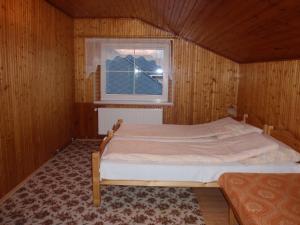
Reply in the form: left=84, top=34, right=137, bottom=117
left=92, top=115, right=271, bottom=206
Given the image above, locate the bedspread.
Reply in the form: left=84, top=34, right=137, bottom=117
left=115, top=117, right=262, bottom=140
left=103, top=133, right=278, bottom=164
left=219, top=173, right=300, bottom=225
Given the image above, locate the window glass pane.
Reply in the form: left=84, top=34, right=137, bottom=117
left=134, top=54, right=164, bottom=95
left=100, top=41, right=170, bottom=102
left=106, top=72, right=134, bottom=94
left=135, top=71, right=163, bottom=95
left=134, top=49, right=164, bottom=70
left=106, top=55, right=134, bottom=71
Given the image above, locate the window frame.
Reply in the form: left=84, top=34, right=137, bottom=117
left=100, top=39, right=171, bottom=104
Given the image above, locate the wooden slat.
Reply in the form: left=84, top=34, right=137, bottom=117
left=73, top=18, right=239, bottom=138
left=0, top=0, right=74, bottom=198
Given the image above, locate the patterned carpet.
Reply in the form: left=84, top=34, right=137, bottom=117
left=0, top=140, right=205, bottom=225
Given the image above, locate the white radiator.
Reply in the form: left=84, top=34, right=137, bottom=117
left=98, top=108, right=163, bottom=135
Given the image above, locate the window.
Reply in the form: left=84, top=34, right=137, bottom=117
left=99, top=39, right=171, bottom=103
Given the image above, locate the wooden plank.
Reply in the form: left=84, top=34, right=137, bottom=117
left=101, top=180, right=219, bottom=188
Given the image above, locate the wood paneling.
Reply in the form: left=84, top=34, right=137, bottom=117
left=48, top=0, right=300, bottom=63
left=74, top=18, right=239, bottom=138
left=0, top=0, right=74, bottom=198
left=238, top=60, right=300, bottom=152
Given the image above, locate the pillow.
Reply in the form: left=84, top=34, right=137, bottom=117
left=217, top=123, right=263, bottom=139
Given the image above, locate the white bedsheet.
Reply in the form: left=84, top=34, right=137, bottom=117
left=100, top=159, right=300, bottom=182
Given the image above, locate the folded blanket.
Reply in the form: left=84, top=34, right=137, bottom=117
left=113, top=136, right=218, bottom=143
left=103, top=133, right=278, bottom=164
left=115, top=117, right=262, bottom=140
left=240, top=134, right=300, bottom=164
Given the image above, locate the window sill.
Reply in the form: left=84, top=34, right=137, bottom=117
left=94, top=100, right=173, bottom=107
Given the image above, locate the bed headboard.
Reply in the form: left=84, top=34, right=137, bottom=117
left=241, top=113, right=300, bottom=153
left=240, top=113, right=270, bottom=134
left=240, top=113, right=266, bottom=130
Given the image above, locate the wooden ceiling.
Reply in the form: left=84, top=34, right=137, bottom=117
left=47, top=0, right=300, bottom=63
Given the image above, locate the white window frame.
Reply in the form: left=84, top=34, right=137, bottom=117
left=100, top=39, right=171, bottom=104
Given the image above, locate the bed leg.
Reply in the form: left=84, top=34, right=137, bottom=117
left=229, top=207, right=239, bottom=225
left=92, top=151, right=101, bottom=207
left=242, top=114, right=248, bottom=123
left=267, top=125, right=274, bottom=135
left=263, top=124, right=268, bottom=134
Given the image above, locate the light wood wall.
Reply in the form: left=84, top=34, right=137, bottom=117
left=74, top=18, right=239, bottom=137
left=0, top=0, right=74, bottom=197
left=238, top=61, right=300, bottom=152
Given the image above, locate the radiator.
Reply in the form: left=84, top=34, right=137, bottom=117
left=98, top=108, right=163, bottom=135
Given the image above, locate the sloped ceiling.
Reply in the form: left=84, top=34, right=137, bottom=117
left=47, top=0, right=300, bottom=63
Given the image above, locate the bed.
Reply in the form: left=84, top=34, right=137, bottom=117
left=92, top=115, right=300, bottom=206
left=219, top=173, right=300, bottom=225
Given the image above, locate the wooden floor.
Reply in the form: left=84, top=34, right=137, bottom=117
left=194, top=188, right=229, bottom=225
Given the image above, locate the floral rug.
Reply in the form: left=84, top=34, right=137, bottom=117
left=0, top=140, right=205, bottom=225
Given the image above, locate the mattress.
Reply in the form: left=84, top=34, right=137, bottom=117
left=219, top=173, right=300, bottom=225
left=100, top=159, right=300, bottom=182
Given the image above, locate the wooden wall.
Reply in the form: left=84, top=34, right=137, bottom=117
left=0, top=0, right=74, bottom=198
left=238, top=61, right=300, bottom=152
left=74, top=18, right=239, bottom=138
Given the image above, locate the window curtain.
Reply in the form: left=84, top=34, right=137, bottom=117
left=85, top=38, right=102, bottom=77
